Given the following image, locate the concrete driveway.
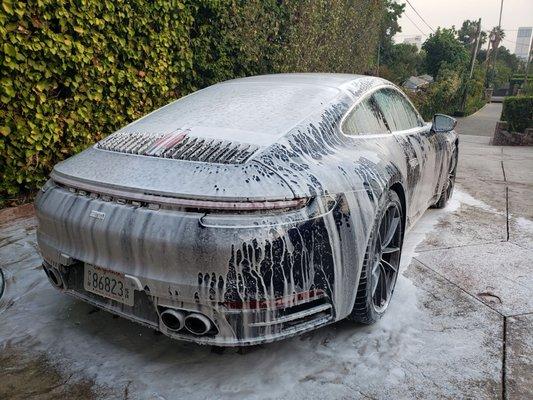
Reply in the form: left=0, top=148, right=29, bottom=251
left=1, top=133, right=532, bottom=399
left=456, top=103, right=503, bottom=137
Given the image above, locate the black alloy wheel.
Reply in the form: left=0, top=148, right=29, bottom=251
left=349, top=190, right=403, bottom=324
left=371, top=201, right=402, bottom=312
left=433, top=149, right=457, bottom=209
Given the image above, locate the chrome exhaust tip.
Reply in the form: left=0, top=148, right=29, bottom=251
left=184, top=313, right=212, bottom=335
left=43, top=265, right=64, bottom=289
left=160, top=309, right=185, bottom=332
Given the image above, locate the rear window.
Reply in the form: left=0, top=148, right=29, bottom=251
left=373, top=88, right=423, bottom=131
left=342, top=97, right=389, bottom=136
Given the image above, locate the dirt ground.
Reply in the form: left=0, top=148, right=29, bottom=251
left=0, top=344, right=100, bottom=400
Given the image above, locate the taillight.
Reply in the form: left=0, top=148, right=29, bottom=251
left=176, top=197, right=308, bottom=212
left=222, top=289, right=325, bottom=310
left=54, top=178, right=309, bottom=213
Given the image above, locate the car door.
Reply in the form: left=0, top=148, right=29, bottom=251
left=372, top=87, right=442, bottom=220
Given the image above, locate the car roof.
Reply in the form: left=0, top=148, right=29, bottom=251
left=223, top=73, right=366, bottom=89
left=119, top=74, right=374, bottom=142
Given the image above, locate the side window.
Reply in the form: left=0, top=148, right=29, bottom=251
left=373, top=88, right=423, bottom=131
left=342, top=96, right=389, bottom=136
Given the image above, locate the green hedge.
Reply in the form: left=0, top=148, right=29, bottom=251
left=502, top=96, right=533, bottom=133
left=0, top=0, right=383, bottom=201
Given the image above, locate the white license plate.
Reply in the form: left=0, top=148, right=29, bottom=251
left=84, top=264, right=134, bottom=306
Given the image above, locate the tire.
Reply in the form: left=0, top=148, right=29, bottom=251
left=433, top=150, right=457, bottom=209
left=348, top=190, right=404, bottom=324
left=0, top=268, right=4, bottom=300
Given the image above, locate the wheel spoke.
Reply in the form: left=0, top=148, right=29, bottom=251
left=381, top=257, right=398, bottom=273
left=382, top=245, right=400, bottom=254
left=379, top=263, right=388, bottom=304
left=371, top=260, right=381, bottom=296
left=382, top=214, right=400, bottom=249
left=370, top=199, right=403, bottom=312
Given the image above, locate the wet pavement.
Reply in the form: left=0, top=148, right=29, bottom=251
left=1, top=134, right=532, bottom=399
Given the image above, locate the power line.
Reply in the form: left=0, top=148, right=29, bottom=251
left=405, top=0, right=435, bottom=33
left=502, top=38, right=518, bottom=46
left=404, top=12, right=428, bottom=36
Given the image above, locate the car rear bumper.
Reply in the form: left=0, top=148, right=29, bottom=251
left=36, top=181, right=339, bottom=346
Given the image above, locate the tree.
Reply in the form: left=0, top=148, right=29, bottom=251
left=381, top=43, right=425, bottom=83
left=422, top=28, right=469, bottom=77
left=458, top=19, right=486, bottom=48
left=496, top=46, right=520, bottom=72
left=379, top=0, right=406, bottom=66
left=490, top=26, right=506, bottom=41
left=478, top=45, right=522, bottom=89
left=492, top=60, right=513, bottom=89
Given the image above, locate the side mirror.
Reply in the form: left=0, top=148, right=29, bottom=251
left=431, top=114, right=457, bottom=133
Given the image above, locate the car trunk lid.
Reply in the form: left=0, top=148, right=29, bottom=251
left=52, top=142, right=296, bottom=203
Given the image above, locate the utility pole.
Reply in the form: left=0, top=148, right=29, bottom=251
left=489, top=0, right=504, bottom=86
left=469, top=19, right=482, bottom=79
left=461, top=19, right=482, bottom=113
left=523, top=35, right=533, bottom=90
left=498, top=0, right=504, bottom=28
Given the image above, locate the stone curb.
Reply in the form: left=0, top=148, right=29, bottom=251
left=0, top=203, right=35, bottom=225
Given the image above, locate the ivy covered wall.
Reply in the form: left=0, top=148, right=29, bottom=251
left=1, top=0, right=384, bottom=200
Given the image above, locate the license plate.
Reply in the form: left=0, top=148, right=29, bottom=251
left=84, top=264, right=134, bottom=306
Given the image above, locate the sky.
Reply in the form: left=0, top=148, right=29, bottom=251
left=394, top=0, right=533, bottom=52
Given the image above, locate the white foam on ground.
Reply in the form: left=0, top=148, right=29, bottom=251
left=513, top=216, right=533, bottom=233
left=0, top=190, right=504, bottom=399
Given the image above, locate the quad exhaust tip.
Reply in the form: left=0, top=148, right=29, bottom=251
left=160, top=309, right=185, bottom=332
left=184, top=313, right=212, bottom=336
left=160, top=309, right=213, bottom=336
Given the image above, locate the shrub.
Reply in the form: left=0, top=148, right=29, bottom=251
left=1, top=0, right=384, bottom=201
left=275, top=0, right=382, bottom=74
left=521, top=80, right=533, bottom=96
left=407, top=63, right=462, bottom=120
left=463, top=65, right=486, bottom=115
left=1, top=0, right=197, bottom=198
left=407, top=62, right=486, bottom=120
left=502, top=96, right=533, bottom=133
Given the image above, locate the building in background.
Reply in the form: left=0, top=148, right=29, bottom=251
left=403, top=74, right=434, bottom=91
left=403, top=35, right=423, bottom=51
left=514, top=27, right=532, bottom=61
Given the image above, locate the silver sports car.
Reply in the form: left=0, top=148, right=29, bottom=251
left=35, top=74, right=458, bottom=346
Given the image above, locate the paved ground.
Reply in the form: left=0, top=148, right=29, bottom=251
left=1, top=105, right=532, bottom=399
left=456, top=102, right=503, bottom=137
